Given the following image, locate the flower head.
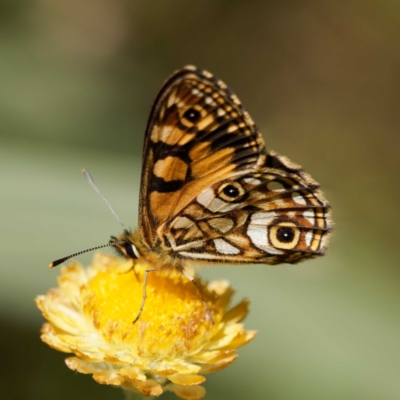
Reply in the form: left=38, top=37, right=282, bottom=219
left=36, top=253, right=256, bottom=399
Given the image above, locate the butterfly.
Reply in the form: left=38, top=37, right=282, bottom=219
left=51, top=66, right=332, bottom=321
left=112, top=66, right=332, bottom=269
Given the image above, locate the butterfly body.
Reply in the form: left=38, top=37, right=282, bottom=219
left=113, top=229, right=184, bottom=271
left=111, top=66, right=332, bottom=272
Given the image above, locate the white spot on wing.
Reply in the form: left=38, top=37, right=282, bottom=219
left=197, top=188, right=214, bottom=208
left=303, top=209, right=315, bottom=225
left=250, top=211, right=276, bottom=225
left=247, top=212, right=283, bottom=255
left=243, top=177, right=262, bottom=186
left=305, top=231, right=313, bottom=247
left=209, top=218, right=234, bottom=233
left=172, top=216, right=193, bottom=229
left=247, top=225, right=268, bottom=249
left=230, top=94, right=241, bottom=105
left=214, top=239, right=240, bottom=255
left=209, top=198, right=239, bottom=212
left=273, top=198, right=285, bottom=207
left=244, top=111, right=254, bottom=125
left=217, top=108, right=226, bottom=117
left=217, top=79, right=227, bottom=89
left=197, top=188, right=242, bottom=213
left=178, top=252, right=218, bottom=260
left=267, top=181, right=285, bottom=192
left=292, top=192, right=307, bottom=206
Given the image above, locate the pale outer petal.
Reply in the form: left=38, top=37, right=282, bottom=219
left=222, top=300, right=250, bottom=324
left=168, top=374, right=206, bottom=386
left=132, top=379, right=163, bottom=397
left=168, top=383, right=206, bottom=400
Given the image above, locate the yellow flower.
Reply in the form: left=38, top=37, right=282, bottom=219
left=36, top=253, right=256, bottom=399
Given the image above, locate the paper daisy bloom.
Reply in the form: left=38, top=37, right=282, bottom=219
left=36, top=253, right=256, bottom=399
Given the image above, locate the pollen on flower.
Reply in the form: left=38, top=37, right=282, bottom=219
left=36, top=253, right=256, bottom=400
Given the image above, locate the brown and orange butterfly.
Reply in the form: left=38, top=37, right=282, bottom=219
left=51, top=66, right=332, bottom=320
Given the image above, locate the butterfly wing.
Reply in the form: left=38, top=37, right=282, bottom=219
left=163, top=154, right=332, bottom=264
left=139, top=66, right=266, bottom=248
left=139, top=66, right=332, bottom=264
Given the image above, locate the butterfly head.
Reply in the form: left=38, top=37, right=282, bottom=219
left=111, top=229, right=141, bottom=260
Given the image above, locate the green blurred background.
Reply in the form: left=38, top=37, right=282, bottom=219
left=1, top=1, right=400, bottom=399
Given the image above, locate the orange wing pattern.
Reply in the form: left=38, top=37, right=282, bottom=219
left=138, top=66, right=266, bottom=248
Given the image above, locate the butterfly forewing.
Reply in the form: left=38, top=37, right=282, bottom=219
left=139, top=66, right=266, bottom=247
left=138, top=66, right=332, bottom=265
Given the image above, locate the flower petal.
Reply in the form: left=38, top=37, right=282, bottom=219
left=168, top=384, right=206, bottom=400
left=198, top=354, right=237, bottom=374
left=221, top=330, right=257, bottom=350
left=168, top=374, right=206, bottom=386
left=132, top=379, right=163, bottom=396
left=207, top=280, right=234, bottom=309
left=40, top=323, right=72, bottom=353
left=206, top=323, right=245, bottom=349
left=93, top=371, right=124, bottom=385
left=65, top=357, right=107, bottom=374
left=222, top=300, right=250, bottom=324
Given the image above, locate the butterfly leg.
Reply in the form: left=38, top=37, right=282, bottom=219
left=133, top=268, right=156, bottom=323
left=131, top=263, right=141, bottom=283
left=181, top=268, right=214, bottom=324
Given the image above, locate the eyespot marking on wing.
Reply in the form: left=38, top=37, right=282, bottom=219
left=269, top=222, right=301, bottom=250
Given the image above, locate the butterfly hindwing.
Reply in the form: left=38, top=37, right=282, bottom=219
left=162, top=157, right=331, bottom=264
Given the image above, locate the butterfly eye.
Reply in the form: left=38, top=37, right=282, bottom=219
left=183, top=108, right=201, bottom=123
left=269, top=223, right=300, bottom=250
left=124, top=242, right=140, bottom=259
left=218, top=182, right=245, bottom=202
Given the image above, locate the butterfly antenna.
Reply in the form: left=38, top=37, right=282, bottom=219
left=49, top=241, right=123, bottom=268
left=82, top=168, right=127, bottom=230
